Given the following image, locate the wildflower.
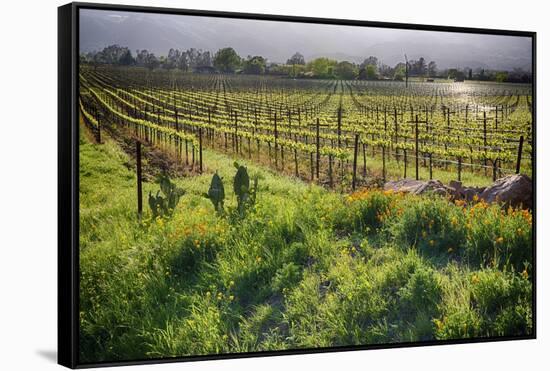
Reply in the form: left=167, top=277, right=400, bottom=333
left=229, top=280, right=235, bottom=287
left=447, top=247, right=454, bottom=253
left=229, top=295, right=235, bottom=301
left=495, top=236, right=504, bottom=244
left=521, top=269, right=529, bottom=280
left=517, top=228, right=523, bottom=236
left=429, top=240, right=435, bottom=247
left=473, top=194, right=479, bottom=202
left=256, top=256, right=262, bottom=263
left=422, top=231, right=428, bottom=238
left=471, top=274, right=480, bottom=284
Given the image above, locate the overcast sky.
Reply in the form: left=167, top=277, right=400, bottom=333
left=80, top=9, right=532, bottom=71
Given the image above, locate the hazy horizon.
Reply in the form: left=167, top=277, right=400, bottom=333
left=80, top=9, right=532, bottom=71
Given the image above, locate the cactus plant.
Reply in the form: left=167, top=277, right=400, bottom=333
left=233, top=162, right=258, bottom=217
left=148, top=174, right=185, bottom=218
left=204, top=172, right=225, bottom=213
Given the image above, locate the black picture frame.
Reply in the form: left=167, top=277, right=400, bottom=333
left=58, top=2, right=537, bottom=368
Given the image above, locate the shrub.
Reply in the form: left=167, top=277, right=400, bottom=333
left=332, top=189, right=393, bottom=234
left=434, top=306, right=484, bottom=340
left=391, top=196, right=466, bottom=256
left=470, top=269, right=532, bottom=336
left=465, top=203, right=532, bottom=271
left=398, top=266, right=442, bottom=316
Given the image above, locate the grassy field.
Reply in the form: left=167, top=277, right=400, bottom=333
left=79, top=129, right=533, bottom=363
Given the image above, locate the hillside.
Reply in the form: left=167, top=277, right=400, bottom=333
left=78, top=128, right=533, bottom=363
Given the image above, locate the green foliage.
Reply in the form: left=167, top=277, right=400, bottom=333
left=79, top=135, right=532, bottom=362
left=464, top=203, right=532, bottom=272
left=213, top=47, right=241, bottom=73
left=334, top=61, right=357, bottom=80
left=435, top=268, right=532, bottom=340
left=495, top=71, right=509, bottom=83
left=307, top=57, right=337, bottom=78
left=148, top=174, right=185, bottom=218
left=391, top=196, right=466, bottom=256
left=398, top=266, right=442, bottom=316
left=243, top=55, right=266, bottom=75
left=271, top=262, right=302, bottom=294
left=331, top=190, right=393, bottom=234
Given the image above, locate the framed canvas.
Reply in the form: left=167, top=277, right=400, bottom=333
left=58, top=2, right=536, bottom=368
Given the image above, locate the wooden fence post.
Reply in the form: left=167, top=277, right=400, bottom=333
left=516, top=135, right=524, bottom=174
left=316, top=118, right=320, bottom=179
left=352, top=134, right=359, bottom=190
left=136, top=141, right=143, bottom=220
left=274, top=112, right=278, bottom=168
left=97, top=115, right=101, bottom=144
left=415, top=115, right=419, bottom=180
left=199, top=127, right=203, bottom=174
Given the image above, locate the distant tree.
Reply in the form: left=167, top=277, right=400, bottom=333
left=495, top=71, right=508, bottom=83
left=360, top=56, right=378, bottom=69
left=213, top=47, right=241, bottom=73
left=308, top=57, right=337, bottom=78
left=165, top=48, right=181, bottom=69
left=414, top=57, right=427, bottom=76
left=243, top=55, right=267, bottom=74
left=145, top=54, right=159, bottom=70
left=427, top=61, right=437, bottom=77
left=393, top=63, right=406, bottom=81
left=196, top=50, right=213, bottom=68
left=289, top=64, right=307, bottom=77
left=334, top=61, right=357, bottom=80
left=507, top=68, right=532, bottom=83
left=468, top=68, right=473, bottom=80
left=447, top=68, right=458, bottom=79
left=119, top=49, right=135, bottom=66
left=287, top=52, right=305, bottom=65
left=135, top=49, right=159, bottom=70
left=84, top=45, right=135, bottom=66
left=178, top=53, right=189, bottom=71
left=378, top=63, right=393, bottom=78
left=358, top=65, right=378, bottom=80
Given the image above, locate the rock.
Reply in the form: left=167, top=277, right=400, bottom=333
left=384, top=179, right=455, bottom=197
left=463, top=186, right=485, bottom=202
left=449, top=180, right=463, bottom=191
left=480, top=174, right=532, bottom=209
left=383, top=175, right=532, bottom=209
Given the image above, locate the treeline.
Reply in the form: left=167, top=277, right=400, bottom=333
left=80, top=45, right=531, bottom=83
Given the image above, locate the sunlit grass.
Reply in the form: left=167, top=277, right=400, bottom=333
left=79, top=131, right=533, bottom=363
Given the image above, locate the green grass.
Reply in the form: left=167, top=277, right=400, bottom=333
left=79, top=131, right=533, bottom=363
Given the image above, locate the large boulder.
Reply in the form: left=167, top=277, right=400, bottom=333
left=480, top=174, right=533, bottom=209
left=448, top=180, right=486, bottom=202
left=384, top=179, right=455, bottom=197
